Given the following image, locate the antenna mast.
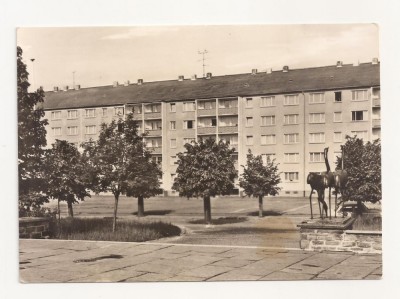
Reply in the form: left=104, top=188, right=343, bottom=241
left=198, top=49, right=208, bottom=78
left=72, top=71, right=76, bottom=88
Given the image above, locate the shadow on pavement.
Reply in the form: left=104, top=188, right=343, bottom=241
left=247, top=210, right=282, bottom=217
left=188, top=217, right=248, bottom=225
left=132, top=210, right=173, bottom=216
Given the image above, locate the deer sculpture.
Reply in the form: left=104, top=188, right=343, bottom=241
left=322, top=147, right=335, bottom=219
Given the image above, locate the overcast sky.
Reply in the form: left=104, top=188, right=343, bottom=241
left=17, top=24, right=379, bottom=91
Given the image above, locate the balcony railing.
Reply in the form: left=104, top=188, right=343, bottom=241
left=372, top=119, right=381, bottom=128
left=144, top=112, right=161, bottom=119
left=373, top=98, right=380, bottom=107
left=145, top=129, right=162, bottom=136
left=218, top=107, right=238, bottom=115
left=218, top=126, right=238, bottom=134
left=147, top=147, right=162, bottom=154
left=197, top=127, right=217, bottom=135
left=197, top=108, right=217, bottom=117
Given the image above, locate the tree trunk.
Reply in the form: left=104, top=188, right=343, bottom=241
left=67, top=200, right=74, bottom=218
left=258, top=195, right=264, bottom=217
left=203, top=196, right=212, bottom=224
left=113, top=194, right=119, bottom=232
left=137, top=195, right=144, bottom=217
left=58, top=199, right=61, bottom=222
left=357, top=199, right=363, bottom=215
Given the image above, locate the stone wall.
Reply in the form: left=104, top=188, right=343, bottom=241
left=19, top=217, right=52, bottom=239
left=300, top=229, right=382, bottom=254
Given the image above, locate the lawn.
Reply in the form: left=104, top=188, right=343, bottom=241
left=51, top=217, right=181, bottom=242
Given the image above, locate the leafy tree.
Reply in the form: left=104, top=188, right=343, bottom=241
left=172, top=138, right=237, bottom=224
left=336, top=136, right=381, bottom=211
left=126, top=159, right=163, bottom=217
left=82, top=114, right=159, bottom=231
left=44, top=140, right=91, bottom=219
left=17, top=46, right=49, bottom=213
left=239, top=150, right=281, bottom=217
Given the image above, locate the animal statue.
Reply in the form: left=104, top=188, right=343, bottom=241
left=307, top=172, right=328, bottom=219
left=334, top=169, right=348, bottom=217
left=322, top=147, right=335, bottom=219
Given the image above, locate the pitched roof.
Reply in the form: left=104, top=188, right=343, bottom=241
left=43, top=63, right=380, bottom=110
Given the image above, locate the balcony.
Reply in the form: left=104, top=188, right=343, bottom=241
left=373, top=98, right=380, bottom=107
left=197, top=108, right=216, bottom=117
left=197, top=127, right=217, bottom=135
left=372, top=119, right=381, bottom=128
left=218, top=107, right=238, bottom=115
left=148, top=147, right=162, bottom=154
left=218, top=126, right=238, bottom=134
left=144, top=112, right=161, bottom=119
left=132, top=113, right=143, bottom=120
left=145, top=129, right=162, bottom=136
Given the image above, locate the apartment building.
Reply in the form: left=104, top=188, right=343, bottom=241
left=43, top=60, right=380, bottom=196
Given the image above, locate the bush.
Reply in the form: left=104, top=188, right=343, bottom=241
left=19, top=206, right=57, bottom=218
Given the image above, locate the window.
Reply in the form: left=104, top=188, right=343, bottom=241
left=246, top=135, right=254, bottom=145
left=85, top=125, right=96, bottom=134
left=262, top=154, right=276, bottom=164
left=51, top=111, right=62, bottom=120
left=145, top=104, right=160, bottom=113
left=309, top=93, right=325, bottom=104
left=261, top=134, right=276, bottom=145
left=198, top=118, right=217, bottom=127
left=284, top=133, right=299, bottom=144
left=183, top=102, right=195, bottom=111
left=171, top=173, right=176, bottom=181
left=334, top=112, right=342, bottom=122
left=211, top=118, right=217, bottom=127
left=198, top=101, right=214, bottom=110
left=310, top=152, right=325, bottom=163
left=147, top=138, right=161, bottom=148
left=220, top=135, right=238, bottom=145
left=335, top=91, right=342, bottom=102
left=170, top=121, right=176, bottom=130
left=260, top=96, right=275, bottom=107
left=309, top=132, right=325, bottom=143
left=184, top=120, right=195, bottom=129
left=246, top=117, right=253, bottom=127
left=134, top=105, right=142, bottom=114
left=351, top=130, right=368, bottom=140
left=284, top=94, right=299, bottom=105
left=245, top=98, right=253, bottom=108
left=85, top=109, right=96, bottom=118
left=170, top=139, right=177, bottom=148
left=67, top=110, right=78, bottom=119
left=352, top=111, right=368, bottom=121
left=67, top=126, right=78, bottom=135
left=285, top=172, right=299, bottom=182
left=52, top=127, right=62, bottom=136
left=352, top=89, right=368, bottom=101
left=170, top=103, right=176, bottom=112
left=102, top=108, right=108, bottom=117
left=170, top=156, right=177, bottom=165
left=145, top=121, right=162, bottom=130
left=284, top=114, right=299, bottom=125
left=219, top=116, right=237, bottom=127
left=284, top=153, right=300, bottom=163
left=334, top=132, right=342, bottom=143
left=219, top=99, right=238, bottom=108
left=261, top=115, right=275, bottom=126
left=183, top=138, right=195, bottom=144
left=309, top=113, right=325, bottom=123
left=114, top=107, right=124, bottom=116
left=152, top=156, right=162, bottom=164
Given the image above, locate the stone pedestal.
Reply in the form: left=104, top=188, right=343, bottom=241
left=297, top=217, right=382, bottom=254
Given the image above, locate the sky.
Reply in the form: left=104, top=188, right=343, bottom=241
left=17, top=24, right=379, bottom=91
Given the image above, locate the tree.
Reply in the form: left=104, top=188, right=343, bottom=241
left=17, top=46, right=49, bottom=213
left=336, top=136, right=381, bottom=211
left=239, top=150, right=281, bottom=217
left=82, top=114, right=157, bottom=231
left=172, top=138, right=237, bottom=224
left=126, top=159, right=163, bottom=217
left=44, top=140, right=91, bottom=218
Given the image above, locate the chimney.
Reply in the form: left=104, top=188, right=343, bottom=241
left=124, top=80, right=130, bottom=86
left=53, top=86, right=59, bottom=92
left=336, top=61, right=343, bottom=67
left=251, top=69, right=258, bottom=75
left=282, top=66, right=289, bottom=72
left=137, top=79, right=143, bottom=85
left=353, top=60, right=360, bottom=67
left=191, top=74, right=197, bottom=80
left=74, top=85, right=81, bottom=90
left=206, top=72, right=212, bottom=79
left=178, top=75, right=184, bottom=81
left=372, top=57, right=379, bottom=65
left=63, top=85, right=69, bottom=91
left=113, top=81, right=119, bottom=87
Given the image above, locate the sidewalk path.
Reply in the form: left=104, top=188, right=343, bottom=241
left=19, top=239, right=382, bottom=282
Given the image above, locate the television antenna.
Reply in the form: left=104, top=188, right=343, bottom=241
left=198, top=49, right=208, bottom=78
